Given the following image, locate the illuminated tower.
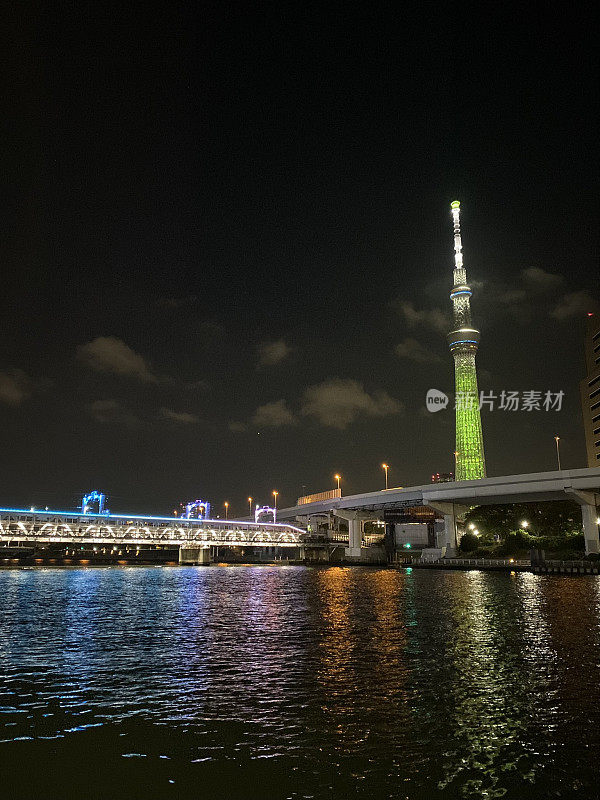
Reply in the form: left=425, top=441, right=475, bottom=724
left=447, top=201, right=486, bottom=480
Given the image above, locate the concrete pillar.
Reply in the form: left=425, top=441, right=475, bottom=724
left=442, top=512, right=457, bottom=555
left=332, top=509, right=369, bottom=558
left=347, top=518, right=362, bottom=557
left=423, top=501, right=470, bottom=558
left=179, top=546, right=211, bottom=565
left=565, top=489, right=600, bottom=555
left=582, top=505, right=600, bottom=555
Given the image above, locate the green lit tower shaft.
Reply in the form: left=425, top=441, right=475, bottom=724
left=448, top=201, right=486, bottom=480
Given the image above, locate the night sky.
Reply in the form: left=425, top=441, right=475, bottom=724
left=3, top=5, right=597, bottom=515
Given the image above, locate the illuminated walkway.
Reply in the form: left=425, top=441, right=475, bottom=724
left=0, top=507, right=305, bottom=563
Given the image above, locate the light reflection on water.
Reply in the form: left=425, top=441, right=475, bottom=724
left=0, top=566, right=599, bottom=799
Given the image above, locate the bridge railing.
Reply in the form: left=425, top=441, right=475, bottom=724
left=0, top=519, right=304, bottom=547
left=405, top=557, right=530, bottom=568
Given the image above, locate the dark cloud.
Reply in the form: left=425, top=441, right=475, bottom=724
left=393, top=301, right=450, bottom=334
left=77, top=337, right=158, bottom=383
left=228, top=420, right=248, bottom=433
left=551, top=290, right=599, bottom=320
left=300, top=378, right=403, bottom=430
left=159, top=408, right=199, bottom=424
left=522, top=267, right=563, bottom=289
left=251, top=399, right=296, bottom=427
left=257, top=340, right=291, bottom=367
left=0, top=369, right=31, bottom=406
left=87, top=399, right=140, bottom=427
left=395, top=338, right=444, bottom=364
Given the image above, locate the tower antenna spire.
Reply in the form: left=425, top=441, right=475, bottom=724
left=447, top=201, right=486, bottom=481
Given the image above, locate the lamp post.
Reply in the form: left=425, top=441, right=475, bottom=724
left=272, top=491, right=278, bottom=510
left=224, top=502, right=229, bottom=520
left=248, top=497, right=253, bottom=515
left=334, top=474, right=341, bottom=492
left=554, top=436, right=561, bottom=471
left=382, top=463, right=389, bottom=490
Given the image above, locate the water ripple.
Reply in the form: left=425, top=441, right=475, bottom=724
left=0, top=566, right=599, bottom=798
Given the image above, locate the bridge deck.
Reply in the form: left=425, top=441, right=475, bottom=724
left=0, top=508, right=306, bottom=548
left=278, top=467, right=600, bottom=519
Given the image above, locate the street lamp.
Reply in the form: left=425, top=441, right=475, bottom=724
left=272, top=491, right=278, bottom=509
left=248, top=497, right=253, bottom=515
left=224, top=502, right=229, bottom=520
left=334, top=474, right=341, bottom=491
left=521, top=520, right=529, bottom=529
left=382, top=463, right=389, bottom=490
left=554, top=436, right=561, bottom=471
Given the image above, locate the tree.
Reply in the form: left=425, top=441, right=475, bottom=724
left=463, top=500, right=582, bottom=540
left=458, top=532, right=479, bottom=553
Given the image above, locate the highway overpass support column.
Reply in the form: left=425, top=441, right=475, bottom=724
left=179, top=546, right=212, bottom=565
left=565, top=490, right=600, bottom=555
left=425, top=502, right=470, bottom=557
left=333, top=510, right=373, bottom=558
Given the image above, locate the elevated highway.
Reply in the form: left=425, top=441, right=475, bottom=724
left=278, top=468, right=600, bottom=556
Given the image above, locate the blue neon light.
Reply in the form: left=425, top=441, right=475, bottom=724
left=82, top=490, right=108, bottom=515
left=183, top=499, right=211, bottom=520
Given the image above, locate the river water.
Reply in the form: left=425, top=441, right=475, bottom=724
left=0, top=565, right=598, bottom=799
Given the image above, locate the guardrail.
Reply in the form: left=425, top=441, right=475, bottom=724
left=403, top=557, right=531, bottom=570
left=532, top=560, right=600, bottom=575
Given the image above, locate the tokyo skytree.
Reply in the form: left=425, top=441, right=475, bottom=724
left=447, top=201, right=486, bottom=480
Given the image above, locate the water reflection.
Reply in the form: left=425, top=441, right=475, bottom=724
left=0, top=566, right=598, bottom=799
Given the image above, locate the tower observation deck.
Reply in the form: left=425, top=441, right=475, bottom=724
left=448, top=201, right=486, bottom=480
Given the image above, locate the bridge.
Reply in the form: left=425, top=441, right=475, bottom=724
left=277, top=467, right=600, bottom=557
left=0, top=508, right=306, bottom=564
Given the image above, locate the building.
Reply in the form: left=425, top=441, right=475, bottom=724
left=431, top=472, right=454, bottom=483
left=581, top=313, right=600, bottom=466
left=447, top=201, right=486, bottom=480
left=393, top=522, right=429, bottom=549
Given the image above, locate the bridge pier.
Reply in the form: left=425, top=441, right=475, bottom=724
left=425, top=502, right=470, bottom=557
left=333, top=509, right=375, bottom=559
left=565, top=490, right=600, bottom=554
left=178, top=546, right=212, bottom=565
